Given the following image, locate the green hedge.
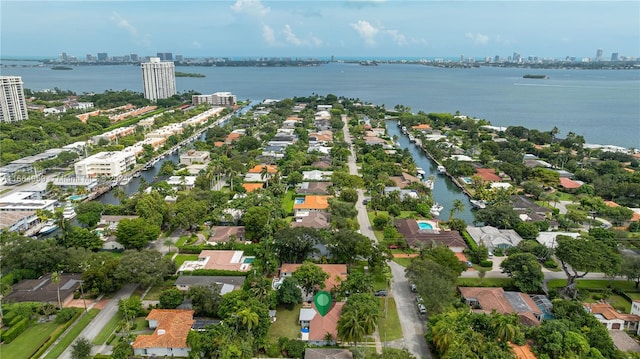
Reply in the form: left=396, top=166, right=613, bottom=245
left=1, top=317, right=29, bottom=343
left=8, top=314, right=24, bottom=326
left=178, top=242, right=258, bottom=255
left=188, top=269, right=249, bottom=277
left=2, top=311, right=18, bottom=326
left=461, top=230, right=478, bottom=251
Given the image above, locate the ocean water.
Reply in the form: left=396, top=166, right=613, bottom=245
left=2, top=62, right=638, bottom=148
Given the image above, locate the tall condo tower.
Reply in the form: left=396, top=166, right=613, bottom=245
left=141, top=57, right=176, bottom=101
left=0, top=76, right=29, bottom=122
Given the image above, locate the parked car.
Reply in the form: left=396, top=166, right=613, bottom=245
left=388, top=244, right=399, bottom=249
left=466, top=261, right=473, bottom=268
left=417, top=303, right=427, bottom=314
left=410, top=284, right=418, bottom=293
left=374, top=290, right=388, bottom=297
left=416, top=295, right=424, bottom=304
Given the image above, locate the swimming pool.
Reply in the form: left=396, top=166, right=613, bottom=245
left=417, top=220, right=435, bottom=230
left=294, top=198, right=305, bottom=205
left=461, top=177, right=473, bottom=185
left=67, top=195, right=86, bottom=201
left=243, top=257, right=255, bottom=264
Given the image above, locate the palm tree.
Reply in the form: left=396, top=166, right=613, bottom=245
left=492, top=313, right=520, bottom=343
left=236, top=308, right=259, bottom=334
left=112, top=187, right=126, bottom=203
left=337, top=309, right=365, bottom=348
left=51, top=271, right=62, bottom=309
left=449, top=199, right=465, bottom=221
left=260, top=165, right=272, bottom=187
left=164, top=238, right=175, bottom=253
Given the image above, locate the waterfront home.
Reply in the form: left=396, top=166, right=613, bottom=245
left=383, top=187, right=419, bottom=200
left=132, top=309, right=195, bottom=357
left=394, top=219, right=467, bottom=252
left=389, top=172, right=420, bottom=189
left=179, top=150, right=210, bottom=166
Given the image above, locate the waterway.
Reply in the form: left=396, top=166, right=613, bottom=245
left=386, top=120, right=476, bottom=224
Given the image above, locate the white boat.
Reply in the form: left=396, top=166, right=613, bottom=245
left=408, top=134, right=416, bottom=143
left=62, top=205, right=76, bottom=220
left=119, top=176, right=131, bottom=186
left=430, top=203, right=444, bottom=217
left=416, top=167, right=426, bottom=177
left=133, top=172, right=141, bottom=178
left=38, top=220, right=58, bottom=235
left=470, top=199, right=487, bottom=209
left=424, top=175, right=435, bottom=190
left=437, top=165, right=446, bottom=174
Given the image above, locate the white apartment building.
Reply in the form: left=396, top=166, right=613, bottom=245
left=192, top=92, right=236, bottom=106
left=0, top=76, right=29, bottom=122
left=74, top=151, right=136, bottom=178
left=0, top=191, right=57, bottom=213
left=141, top=57, right=176, bottom=101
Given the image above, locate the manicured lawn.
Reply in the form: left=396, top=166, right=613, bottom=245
left=93, top=311, right=124, bottom=345
left=268, top=304, right=302, bottom=339
left=133, top=316, right=149, bottom=331
left=282, top=190, right=295, bottom=215
left=43, top=309, right=100, bottom=359
left=173, top=254, right=199, bottom=268
left=378, top=298, right=402, bottom=341
left=143, top=278, right=176, bottom=301
left=626, top=292, right=640, bottom=300
left=547, top=279, right=640, bottom=292
left=392, top=257, right=413, bottom=267
left=456, top=277, right=514, bottom=288
left=0, top=320, right=60, bottom=359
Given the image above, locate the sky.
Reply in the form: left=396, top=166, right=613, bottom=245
left=1, top=0, right=639, bottom=59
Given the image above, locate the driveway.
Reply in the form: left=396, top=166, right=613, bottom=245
left=57, top=283, right=138, bottom=359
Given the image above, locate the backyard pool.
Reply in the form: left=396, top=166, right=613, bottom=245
left=294, top=198, right=305, bottom=205
left=417, top=220, right=435, bottom=230
left=243, top=257, right=255, bottom=264
left=67, top=194, right=87, bottom=201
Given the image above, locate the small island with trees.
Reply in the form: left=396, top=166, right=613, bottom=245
left=175, top=71, right=205, bottom=78
left=523, top=74, right=548, bottom=79
left=51, top=66, right=73, bottom=70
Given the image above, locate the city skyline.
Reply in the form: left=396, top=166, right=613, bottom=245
left=1, top=1, right=639, bottom=59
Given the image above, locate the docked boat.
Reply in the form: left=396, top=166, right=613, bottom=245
left=62, top=205, right=76, bottom=220
left=416, top=167, right=426, bottom=177
left=424, top=175, right=435, bottom=190
left=133, top=171, right=141, bottom=178
left=408, top=134, right=416, bottom=143
left=437, top=165, right=447, bottom=174
left=38, top=220, right=58, bottom=235
left=470, top=199, right=487, bottom=209
left=119, top=176, right=132, bottom=186
left=430, top=203, right=444, bottom=217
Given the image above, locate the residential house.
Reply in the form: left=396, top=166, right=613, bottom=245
left=303, top=170, right=333, bottom=182
left=296, top=182, right=332, bottom=195
left=412, top=124, right=432, bottom=133
left=559, top=177, right=583, bottom=191
left=389, top=172, right=420, bottom=189
left=585, top=302, right=640, bottom=332
left=175, top=276, right=245, bottom=294
left=242, top=183, right=264, bottom=192
left=510, top=195, right=553, bottom=224
left=291, top=212, right=330, bottom=229
left=179, top=150, right=210, bottom=166
left=167, top=176, right=197, bottom=190
left=395, top=219, right=468, bottom=252
left=466, top=226, right=523, bottom=251
left=475, top=168, right=502, bottom=182
left=132, top=309, right=195, bottom=357
left=384, top=187, right=419, bottom=200
left=299, top=302, right=345, bottom=346
left=293, top=195, right=332, bottom=217
left=208, top=226, right=246, bottom=244
left=459, top=287, right=544, bottom=326
left=177, top=250, right=254, bottom=273
left=536, top=231, right=580, bottom=249
left=4, top=273, right=82, bottom=306
left=276, top=264, right=347, bottom=293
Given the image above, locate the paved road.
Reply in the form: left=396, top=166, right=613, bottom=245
left=58, top=284, right=138, bottom=359
left=342, top=116, right=431, bottom=359
left=388, top=261, right=431, bottom=358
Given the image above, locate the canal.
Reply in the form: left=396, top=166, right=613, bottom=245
left=385, top=120, right=476, bottom=224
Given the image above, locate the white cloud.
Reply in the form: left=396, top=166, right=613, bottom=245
left=283, top=25, right=303, bottom=46
left=465, top=32, right=489, bottom=46
left=110, top=12, right=150, bottom=47
left=262, top=24, right=277, bottom=45
left=386, top=29, right=407, bottom=46
left=192, top=41, right=202, bottom=49
left=230, top=0, right=270, bottom=17
left=350, top=20, right=379, bottom=45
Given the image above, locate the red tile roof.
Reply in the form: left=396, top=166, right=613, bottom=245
left=559, top=177, right=582, bottom=189
left=293, top=195, right=332, bottom=210
left=248, top=164, right=278, bottom=173
left=475, top=168, right=502, bottom=182
left=309, top=301, right=345, bottom=341
left=132, top=309, right=194, bottom=350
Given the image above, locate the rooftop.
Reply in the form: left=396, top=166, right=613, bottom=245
left=132, top=309, right=194, bottom=350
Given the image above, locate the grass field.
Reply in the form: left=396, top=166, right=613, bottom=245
left=268, top=304, right=302, bottom=339
left=547, top=279, right=640, bottom=292
left=43, top=308, right=100, bottom=359
left=456, top=277, right=514, bottom=288
left=173, top=254, right=199, bottom=268
left=378, top=298, right=402, bottom=341
left=0, top=320, right=60, bottom=359
left=392, top=257, right=413, bottom=267
left=92, top=311, right=124, bottom=345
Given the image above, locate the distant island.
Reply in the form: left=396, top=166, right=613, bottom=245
left=51, top=66, right=72, bottom=70
left=523, top=74, right=548, bottom=79
left=175, top=71, right=205, bottom=78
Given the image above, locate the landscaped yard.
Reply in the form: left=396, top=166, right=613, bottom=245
left=268, top=304, right=302, bottom=339
left=584, top=294, right=632, bottom=313
left=0, top=320, right=60, bottom=359
left=143, top=278, right=177, bottom=301
left=547, top=279, right=640, bottom=292
left=456, top=277, right=514, bottom=288
left=392, top=257, right=413, bottom=267
left=378, top=298, right=402, bottom=341
left=173, top=253, right=199, bottom=268
left=43, top=309, right=100, bottom=359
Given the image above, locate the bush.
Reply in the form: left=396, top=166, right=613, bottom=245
left=2, top=311, right=18, bottom=326
left=493, top=248, right=504, bottom=256
left=9, top=314, right=24, bottom=326
left=479, top=260, right=493, bottom=268
left=461, top=230, right=478, bottom=251
left=55, top=308, right=78, bottom=323
left=543, top=259, right=558, bottom=269
left=2, top=317, right=29, bottom=343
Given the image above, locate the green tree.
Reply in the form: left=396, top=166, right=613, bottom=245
left=620, top=255, right=640, bottom=288
left=119, top=295, right=143, bottom=329
left=277, top=277, right=302, bottom=309
left=114, top=250, right=175, bottom=288
left=555, top=235, right=621, bottom=298
left=406, top=258, right=458, bottom=314
left=71, top=337, right=92, bottom=359
left=75, top=201, right=104, bottom=227
left=52, top=270, right=62, bottom=309
left=273, top=227, right=323, bottom=264
left=111, top=341, right=134, bottom=359
left=243, top=206, right=271, bottom=240
left=449, top=199, right=465, bottom=221
left=159, top=287, right=185, bottom=309
left=500, top=252, right=544, bottom=292
left=337, top=293, right=379, bottom=348
left=115, top=218, right=161, bottom=249
left=236, top=307, right=259, bottom=334
left=59, top=226, right=102, bottom=251
left=172, top=196, right=208, bottom=231
left=186, top=284, right=222, bottom=317
left=292, top=261, right=329, bottom=296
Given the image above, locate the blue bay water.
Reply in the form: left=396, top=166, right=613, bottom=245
left=2, top=62, right=638, bottom=148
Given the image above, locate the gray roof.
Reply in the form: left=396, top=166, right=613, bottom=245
left=175, top=275, right=246, bottom=287
left=299, top=308, right=316, bottom=322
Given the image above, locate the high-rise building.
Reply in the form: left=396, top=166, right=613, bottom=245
left=611, top=52, right=619, bottom=61
left=595, top=49, right=603, bottom=62
left=130, top=54, right=139, bottom=62
left=0, top=76, right=29, bottom=122
left=156, top=52, right=173, bottom=61
left=97, top=52, right=108, bottom=61
left=141, top=57, right=176, bottom=101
